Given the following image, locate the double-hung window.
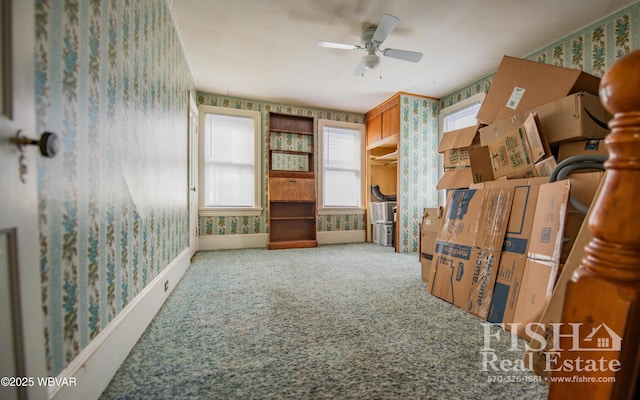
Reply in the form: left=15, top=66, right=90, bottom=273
left=318, top=120, right=365, bottom=214
left=437, top=92, right=485, bottom=205
left=199, top=106, right=262, bottom=216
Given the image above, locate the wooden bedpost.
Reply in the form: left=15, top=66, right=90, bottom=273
left=548, top=50, right=640, bottom=399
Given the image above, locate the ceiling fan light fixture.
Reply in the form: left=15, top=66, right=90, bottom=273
left=363, top=53, right=380, bottom=70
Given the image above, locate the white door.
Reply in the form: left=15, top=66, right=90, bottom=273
left=188, top=93, right=199, bottom=256
left=0, top=1, right=48, bottom=399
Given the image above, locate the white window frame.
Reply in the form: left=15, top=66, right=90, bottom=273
left=198, top=105, right=263, bottom=217
left=317, top=119, right=366, bottom=216
left=437, top=92, right=485, bottom=206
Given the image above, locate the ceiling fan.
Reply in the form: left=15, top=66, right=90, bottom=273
left=317, top=14, right=423, bottom=76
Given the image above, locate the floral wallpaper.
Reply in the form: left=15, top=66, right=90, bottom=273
left=440, top=2, right=639, bottom=108
left=35, top=0, right=194, bottom=375
left=196, top=93, right=366, bottom=234
left=398, top=95, right=440, bottom=253
left=30, top=0, right=640, bottom=378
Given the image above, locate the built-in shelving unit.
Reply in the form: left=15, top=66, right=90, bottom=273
left=267, top=113, right=318, bottom=250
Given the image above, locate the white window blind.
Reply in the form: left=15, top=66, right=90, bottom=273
left=203, top=113, right=256, bottom=207
left=322, top=126, right=362, bottom=207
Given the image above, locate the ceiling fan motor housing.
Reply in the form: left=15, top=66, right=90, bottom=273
left=361, top=27, right=380, bottom=69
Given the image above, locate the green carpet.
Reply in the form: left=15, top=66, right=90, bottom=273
left=100, top=243, right=548, bottom=399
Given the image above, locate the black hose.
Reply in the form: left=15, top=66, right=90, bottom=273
left=371, top=184, right=397, bottom=202
left=548, top=154, right=607, bottom=213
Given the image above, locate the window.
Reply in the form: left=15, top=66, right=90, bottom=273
left=318, top=120, right=365, bottom=214
left=199, top=106, right=262, bottom=216
left=437, top=93, right=485, bottom=206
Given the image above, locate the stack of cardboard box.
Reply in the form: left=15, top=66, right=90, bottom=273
left=423, top=55, right=610, bottom=341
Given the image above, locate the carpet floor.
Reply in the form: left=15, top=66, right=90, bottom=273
left=100, top=243, right=548, bottom=399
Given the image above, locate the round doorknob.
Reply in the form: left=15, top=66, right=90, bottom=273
left=14, top=131, right=60, bottom=158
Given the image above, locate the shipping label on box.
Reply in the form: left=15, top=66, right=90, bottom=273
left=477, top=56, right=601, bottom=125
left=557, top=139, right=608, bottom=162
left=466, top=249, right=502, bottom=319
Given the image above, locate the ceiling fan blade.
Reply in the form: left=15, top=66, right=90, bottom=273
left=372, top=14, right=399, bottom=43
left=317, top=41, right=360, bottom=50
left=383, top=48, right=423, bottom=63
left=353, top=58, right=365, bottom=77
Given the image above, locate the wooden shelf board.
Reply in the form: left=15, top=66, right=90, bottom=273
left=268, top=171, right=314, bottom=179
left=270, top=129, right=313, bottom=135
left=267, top=240, right=318, bottom=250
left=367, top=134, right=398, bottom=150
left=270, top=216, right=316, bottom=221
left=373, top=150, right=398, bottom=161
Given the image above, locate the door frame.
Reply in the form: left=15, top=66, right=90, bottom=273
left=187, top=90, right=198, bottom=257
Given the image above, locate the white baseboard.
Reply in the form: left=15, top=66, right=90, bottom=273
left=49, top=248, right=192, bottom=400
left=198, top=231, right=365, bottom=250
left=198, top=233, right=268, bottom=250
left=317, top=230, right=365, bottom=245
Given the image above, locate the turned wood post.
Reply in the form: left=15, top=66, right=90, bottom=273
left=548, top=50, right=640, bottom=399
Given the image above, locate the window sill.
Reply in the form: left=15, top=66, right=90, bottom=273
left=317, top=207, right=365, bottom=216
left=199, top=207, right=263, bottom=217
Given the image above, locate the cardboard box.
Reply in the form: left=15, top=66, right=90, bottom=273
left=532, top=92, right=611, bottom=145
left=430, top=242, right=477, bottom=307
left=473, top=177, right=547, bottom=324
left=477, top=56, right=601, bottom=125
left=559, top=171, right=604, bottom=263
left=436, top=126, right=494, bottom=190
left=420, top=207, right=445, bottom=282
left=487, top=252, right=527, bottom=324
left=508, top=180, right=571, bottom=338
left=480, top=93, right=611, bottom=147
left=467, top=249, right=501, bottom=318
left=486, top=114, right=550, bottom=179
left=557, top=139, right=608, bottom=162
left=437, top=187, right=514, bottom=251
left=511, top=258, right=560, bottom=338
left=525, top=174, right=604, bottom=380
left=439, top=125, right=481, bottom=170
left=429, top=187, right=514, bottom=310
left=534, top=156, right=557, bottom=177
left=527, top=180, right=571, bottom=263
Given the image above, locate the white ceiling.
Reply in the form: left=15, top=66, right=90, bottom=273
left=169, top=0, right=636, bottom=114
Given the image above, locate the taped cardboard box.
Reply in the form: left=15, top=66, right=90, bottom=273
left=429, top=187, right=514, bottom=312
left=510, top=180, right=571, bottom=339
left=436, top=187, right=515, bottom=251
left=420, top=207, right=445, bottom=283
left=479, top=92, right=610, bottom=147
left=471, top=177, right=548, bottom=324
left=533, top=92, right=611, bottom=145
left=477, top=55, right=600, bottom=125
left=557, top=139, right=608, bottom=162
left=524, top=174, right=604, bottom=381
